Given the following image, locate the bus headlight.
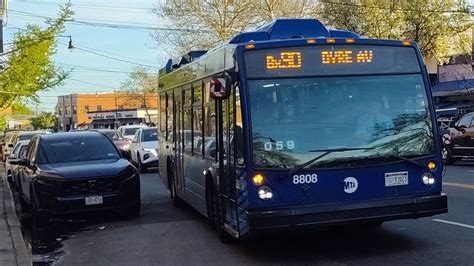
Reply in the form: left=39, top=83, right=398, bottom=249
left=421, top=173, right=435, bottom=186
left=257, top=186, right=273, bottom=201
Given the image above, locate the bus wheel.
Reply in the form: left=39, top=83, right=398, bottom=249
left=206, top=180, right=217, bottom=229
left=208, top=181, right=234, bottom=243
left=169, top=170, right=184, bottom=208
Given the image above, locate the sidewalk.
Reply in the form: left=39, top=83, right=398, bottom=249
left=1, top=173, right=31, bottom=266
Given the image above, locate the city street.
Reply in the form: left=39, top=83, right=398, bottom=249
left=8, top=164, right=472, bottom=265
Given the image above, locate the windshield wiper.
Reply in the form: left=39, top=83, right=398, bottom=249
left=288, top=147, right=374, bottom=175
left=381, top=154, right=424, bottom=168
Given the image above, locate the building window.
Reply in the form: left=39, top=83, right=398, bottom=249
left=73, top=105, right=77, bottom=114
left=117, top=113, right=122, bottom=118
left=66, top=106, right=71, bottom=115
left=141, top=104, right=146, bottom=108
left=84, top=105, right=89, bottom=113
left=97, top=105, right=102, bottom=111
left=58, top=106, right=62, bottom=115
left=125, top=114, right=133, bottom=118
left=118, top=105, right=124, bottom=109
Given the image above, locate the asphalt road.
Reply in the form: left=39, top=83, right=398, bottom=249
left=9, top=163, right=474, bottom=265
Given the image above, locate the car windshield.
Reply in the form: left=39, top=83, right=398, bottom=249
left=18, top=134, right=36, bottom=141
left=142, top=129, right=158, bottom=142
left=40, top=136, right=120, bottom=164
left=249, top=74, right=434, bottom=168
left=124, top=127, right=141, bottom=135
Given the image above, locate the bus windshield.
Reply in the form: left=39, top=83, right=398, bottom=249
left=249, top=74, right=434, bottom=168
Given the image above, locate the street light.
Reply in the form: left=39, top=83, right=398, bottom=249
left=57, top=35, right=74, bottom=50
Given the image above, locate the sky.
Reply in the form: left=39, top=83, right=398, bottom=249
left=3, top=0, right=166, bottom=112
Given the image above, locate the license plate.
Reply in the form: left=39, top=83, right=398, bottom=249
left=85, top=195, right=103, bottom=206
left=385, top=171, right=408, bottom=187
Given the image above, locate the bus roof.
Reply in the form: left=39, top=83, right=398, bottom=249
left=158, top=19, right=417, bottom=91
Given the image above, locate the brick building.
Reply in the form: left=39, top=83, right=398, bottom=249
left=56, top=92, right=158, bottom=131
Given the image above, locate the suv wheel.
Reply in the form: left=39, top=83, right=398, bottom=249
left=442, top=147, right=455, bottom=165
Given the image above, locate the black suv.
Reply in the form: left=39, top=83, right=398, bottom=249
left=442, top=112, right=474, bottom=164
left=12, top=131, right=141, bottom=228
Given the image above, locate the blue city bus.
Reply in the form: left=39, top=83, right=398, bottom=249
left=157, top=19, right=448, bottom=241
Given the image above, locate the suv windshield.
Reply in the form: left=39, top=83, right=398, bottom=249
left=249, top=74, right=434, bottom=168
left=41, top=136, right=120, bottom=164
left=124, top=127, right=141, bottom=136
left=142, top=129, right=158, bottom=142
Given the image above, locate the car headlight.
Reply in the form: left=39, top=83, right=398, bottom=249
left=257, top=186, right=273, bottom=201
left=143, top=148, right=158, bottom=156
left=421, top=172, right=435, bottom=186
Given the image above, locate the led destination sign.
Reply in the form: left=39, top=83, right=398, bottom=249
left=246, top=45, right=420, bottom=78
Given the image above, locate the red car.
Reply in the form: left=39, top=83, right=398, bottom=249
left=92, top=129, right=131, bottom=154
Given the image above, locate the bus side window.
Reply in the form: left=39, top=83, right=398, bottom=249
left=159, top=93, right=166, bottom=137
left=234, top=85, right=244, bottom=164
left=183, top=88, right=192, bottom=152
left=166, top=92, right=174, bottom=141
left=192, top=82, right=203, bottom=156
left=204, top=101, right=217, bottom=160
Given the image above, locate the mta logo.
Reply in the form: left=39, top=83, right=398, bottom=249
left=343, top=177, right=358, bottom=193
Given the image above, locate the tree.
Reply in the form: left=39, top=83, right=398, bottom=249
left=0, top=2, right=73, bottom=110
left=30, top=112, right=57, bottom=130
left=317, top=0, right=473, bottom=63
left=152, top=0, right=317, bottom=55
left=120, top=67, right=159, bottom=125
left=11, top=102, right=33, bottom=115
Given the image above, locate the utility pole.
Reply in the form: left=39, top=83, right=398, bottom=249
left=0, top=0, right=7, bottom=54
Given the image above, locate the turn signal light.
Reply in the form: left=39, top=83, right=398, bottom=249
left=252, top=173, right=265, bottom=185
left=245, top=43, right=255, bottom=49
left=427, top=161, right=437, bottom=171
left=307, top=39, right=316, bottom=44
left=402, top=40, right=411, bottom=46
left=345, top=38, right=355, bottom=43
left=327, top=38, right=336, bottom=44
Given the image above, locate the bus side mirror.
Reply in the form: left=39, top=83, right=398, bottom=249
left=208, top=74, right=232, bottom=99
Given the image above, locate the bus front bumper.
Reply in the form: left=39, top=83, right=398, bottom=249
left=247, top=194, right=447, bottom=231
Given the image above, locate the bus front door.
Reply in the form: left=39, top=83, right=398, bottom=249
left=216, top=88, right=241, bottom=239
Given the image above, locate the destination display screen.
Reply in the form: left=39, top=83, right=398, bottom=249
left=246, top=45, right=420, bottom=78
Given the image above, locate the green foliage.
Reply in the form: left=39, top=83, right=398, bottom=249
left=11, top=102, right=33, bottom=115
left=30, top=112, right=57, bottom=130
left=0, top=116, right=6, bottom=130
left=318, top=0, right=473, bottom=63
left=0, top=2, right=74, bottom=110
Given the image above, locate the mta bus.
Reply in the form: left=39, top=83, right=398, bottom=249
left=157, top=19, right=447, bottom=241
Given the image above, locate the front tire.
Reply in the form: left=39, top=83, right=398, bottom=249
left=207, top=179, right=233, bottom=243
left=30, top=188, right=50, bottom=230
left=169, top=169, right=184, bottom=208
left=137, top=153, right=147, bottom=173
left=442, top=147, right=456, bottom=165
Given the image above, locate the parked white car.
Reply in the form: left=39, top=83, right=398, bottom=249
left=117, top=125, right=147, bottom=141
left=2, top=131, right=22, bottom=161
left=5, top=140, right=30, bottom=191
left=129, top=127, right=159, bottom=173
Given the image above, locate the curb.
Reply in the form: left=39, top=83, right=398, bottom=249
left=2, top=174, right=32, bottom=266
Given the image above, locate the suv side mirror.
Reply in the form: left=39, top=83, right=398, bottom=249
left=121, top=150, right=131, bottom=161
left=7, top=154, right=16, bottom=160
left=10, top=158, right=29, bottom=166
